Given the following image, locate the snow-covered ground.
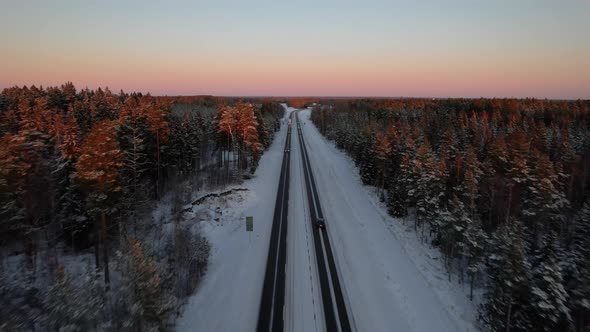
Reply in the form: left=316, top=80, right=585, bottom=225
left=176, top=106, right=293, bottom=331
left=297, top=109, right=479, bottom=332
left=177, top=106, right=479, bottom=332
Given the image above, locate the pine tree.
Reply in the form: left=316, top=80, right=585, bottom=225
left=480, top=219, right=532, bottom=332
left=255, top=108, right=271, bottom=149
left=461, top=146, right=483, bottom=215
left=186, top=113, right=203, bottom=171
left=387, top=135, right=417, bottom=218
left=118, top=237, right=176, bottom=330
left=217, top=102, right=238, bottom=150
left=236, top=101, right=262, bottom=172
left=438, top=195, right=472, bottom=279
left=216, top=101, right=262, bottom=173
left=373, top=132, right=391, bottom=193
left=359, top=132, right=376, bottom=185
left=505, top=130, right=532, bottom=222
left=527, top=238, right=571, bottom=331
left=464, top=214, right=487, bottom=300
left=118, top=116, right=151, bottom=234
left=43, top=263, right=112, bottom=331
left=439, top=126, right=458, bottom=159
left=45, top=265, right=80, bottom=330
left=0, top=129, right=51, bottom=267
left=89, top=87, right=119, bottom=121
left=0, top=133, right=31, bottom=236
left=51, top=116, right=88, bottom=248
left=563, top=201, right=590, bottom=330
left=76, top=119, right=123, bottom=286
left=54, top=154, right=90, bottom=248
left=522, top=151, right=569, bottom=245
left=143, top=97, right=170, bottom=199
left=414, top=142, right=445, bottom=236
left=559, top=132, right=579, bottom=203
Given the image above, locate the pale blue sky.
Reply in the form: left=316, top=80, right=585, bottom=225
left=1, top=0, right=589, bottom=97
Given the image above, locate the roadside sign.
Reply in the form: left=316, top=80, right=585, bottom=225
left=246, top=216, right=253, bottom=231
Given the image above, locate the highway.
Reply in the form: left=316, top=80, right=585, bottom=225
left=295, top=111, right=351, bottom=332
left=257, top=112, right=293, bottom=332
left=258, top=110, right=351, bottom=332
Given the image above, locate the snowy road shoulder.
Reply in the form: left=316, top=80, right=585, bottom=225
left=176, top=106, right=294, bottom=331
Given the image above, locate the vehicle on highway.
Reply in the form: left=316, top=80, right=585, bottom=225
left=315, top=217, right=326, bottom=228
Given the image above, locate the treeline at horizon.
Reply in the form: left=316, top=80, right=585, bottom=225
left=310, top=97, right=590, bottom=332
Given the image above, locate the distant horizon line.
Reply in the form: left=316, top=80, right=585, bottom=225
left=207, top=95, right=589, bottom=101
left=1, top=84, right=588, bottom=101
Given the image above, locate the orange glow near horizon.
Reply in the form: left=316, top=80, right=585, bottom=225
left=1, top=1, right=589, bottom=99
left=3, top=50, right=588, bottom=98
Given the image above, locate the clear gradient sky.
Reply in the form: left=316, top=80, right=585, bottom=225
left=1, top=0, right=589, bottom=98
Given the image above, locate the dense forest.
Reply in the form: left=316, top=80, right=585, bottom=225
left=0, top=83, right=284, bottom=330
left=310, top=98, right=590, bottom=332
